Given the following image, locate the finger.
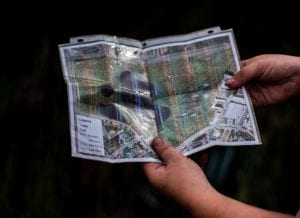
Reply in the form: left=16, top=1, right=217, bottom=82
left=142, top=162, right=164, bottom=177
left=240, top=56, right=259, bottom=67
left=226, top=63, right=263, bottom=89
left=198, top=152, right=208, bottom=170
left=244, top=84, right=264, bottom=107
left=240, top=59, right=252, bottom=67
left=152, top=138, right=183, bottom=164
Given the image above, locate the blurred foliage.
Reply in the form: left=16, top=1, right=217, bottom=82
left=0, top=4, right=299, bottom=218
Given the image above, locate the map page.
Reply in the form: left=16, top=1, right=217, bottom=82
left=59, top=27, right=261, bottom=163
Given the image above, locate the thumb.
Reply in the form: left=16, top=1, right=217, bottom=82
left=152, top=138, right=183, bottom=163
left=226, top=63, right=262, bottom=89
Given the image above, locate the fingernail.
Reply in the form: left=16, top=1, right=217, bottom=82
left=152, top=137, right=164, bottom=147
left=225, top=78, right=236, bottom=87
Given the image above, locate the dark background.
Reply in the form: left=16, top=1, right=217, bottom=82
left=1, top=3, right=299, bottom=218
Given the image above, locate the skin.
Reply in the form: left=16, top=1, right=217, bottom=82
left=143, top=138, right=294, bottom=218
left=226, top=54, right=300, bottom=107
left=143, top=54, right=300, bottom=217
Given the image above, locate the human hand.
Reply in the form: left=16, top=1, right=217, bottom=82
left=143, top=138, right=295, bottom=218
left=226, top=54, right=300, bottom=107
left=143, top=138, right=219, bottom=215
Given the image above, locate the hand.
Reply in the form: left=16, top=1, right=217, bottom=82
left=143, top=138, right=295, bottom=218
left=142, top=138, right=220, bottom=217
left=226, top=54, right=300, bottom=107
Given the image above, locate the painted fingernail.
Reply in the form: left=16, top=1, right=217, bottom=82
left=152, top=137, right=164, bottom=147
left=225, top=78, right=236, bottom=87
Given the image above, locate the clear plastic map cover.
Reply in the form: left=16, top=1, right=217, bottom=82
left=59, top=26, right=261, bottom=163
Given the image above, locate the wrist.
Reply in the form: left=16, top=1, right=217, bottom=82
left=182, top=186, right=225, bottom=218
left=293, top=57, right=300, bottom=96
left=285, top=56, right=300, bottom=98
left=295, top=57, right=300, bottom=92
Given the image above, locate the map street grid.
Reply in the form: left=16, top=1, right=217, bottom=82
left=59, top=27, right=261, bottom=163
